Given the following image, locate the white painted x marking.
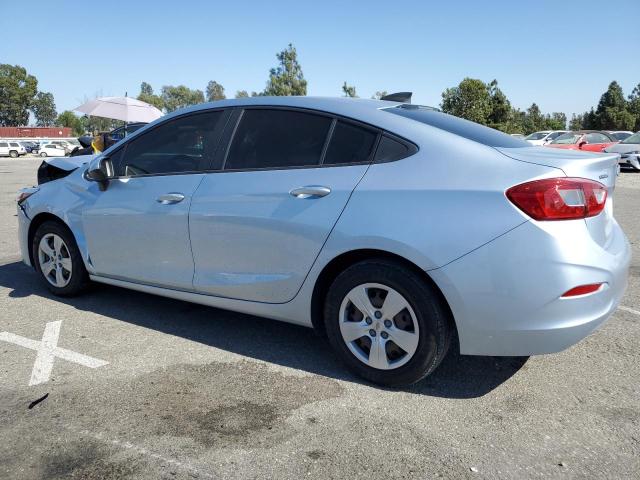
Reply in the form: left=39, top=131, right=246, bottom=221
left=0, top=320, right=108, bottom=386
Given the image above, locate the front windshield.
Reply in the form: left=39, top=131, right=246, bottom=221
left=551, top=132, right=581, bottom=144
left=525, top=132, right=549, bottom=140
left=621, top=132, right=640, bottom=144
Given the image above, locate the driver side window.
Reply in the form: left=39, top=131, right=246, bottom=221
left=114, top=110, right=225, bottom=177
left=586, top=133, right=608, bottom=144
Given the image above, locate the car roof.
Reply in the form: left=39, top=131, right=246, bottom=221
left=130, top=96, right=440, bottom=145
left=168, top=96, right=401, bottom=121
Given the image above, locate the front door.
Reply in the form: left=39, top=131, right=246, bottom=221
left=189, top=109, right=379, bottom=303
left=82, top=109, right=228, bottom=289
left=581, top=132, right=614, bottom=152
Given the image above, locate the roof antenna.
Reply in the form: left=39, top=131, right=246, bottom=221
left=380, top=92, right=412, bottom=103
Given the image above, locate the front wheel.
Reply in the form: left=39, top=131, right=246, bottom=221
left=40, top=152, right=47, bottom=157
left=32, top=221, right=90, bottom=296
left=9, top=150, right=18, bottom=158
left=324, top=259, right=452, bottom=387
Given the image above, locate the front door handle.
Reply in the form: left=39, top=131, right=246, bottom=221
left=289, top=186, right=331, bottom=199
left=156, top=193, right=185, bottom=205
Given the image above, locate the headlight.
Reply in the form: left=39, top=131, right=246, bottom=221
left=17, top=187, right=39, bottom=205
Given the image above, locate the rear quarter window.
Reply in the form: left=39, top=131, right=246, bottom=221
left=323, top=121, right=377, bottom=165
left=385, top=106, right=529, bottom=148
left=374, top=135, right=417, bottom=163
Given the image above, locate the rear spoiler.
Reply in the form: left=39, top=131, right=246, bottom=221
left=381, top=92, right=412, bottom=103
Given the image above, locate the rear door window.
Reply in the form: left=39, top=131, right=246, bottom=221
left=225, top=109, right=332, bottom=170
left=323, top=121, right=377, bottom=165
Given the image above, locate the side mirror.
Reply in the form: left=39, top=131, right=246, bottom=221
left=85, top=156, right=114, bottom=191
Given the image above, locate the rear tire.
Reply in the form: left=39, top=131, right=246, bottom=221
left=324, top=259, right=452, bottom=387
left=32, top=221, right=90, bottom=296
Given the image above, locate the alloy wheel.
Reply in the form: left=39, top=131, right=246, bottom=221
left=38, top=233, right=73, bottom=288
left=339, top=283, right=420, bottom=370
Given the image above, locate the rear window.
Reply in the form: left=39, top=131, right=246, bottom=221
left=384, top=105, right=528, bottom=148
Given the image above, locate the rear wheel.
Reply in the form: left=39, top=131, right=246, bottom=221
left=9, top=150, right=18, bottom=158
left=32, top=221, right=89, bottom=296
left=324, top=259, right=452, bottom=387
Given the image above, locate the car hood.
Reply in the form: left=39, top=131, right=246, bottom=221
left=604, top=143, right=640, bottom=153
left=44, top=154, right=95, bottom=171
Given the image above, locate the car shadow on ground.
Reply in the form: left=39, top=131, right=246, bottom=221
left=0, top=260, right=527, bottom=399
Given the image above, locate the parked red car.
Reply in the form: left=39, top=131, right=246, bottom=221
left=545, top=130, right=618, bottom=152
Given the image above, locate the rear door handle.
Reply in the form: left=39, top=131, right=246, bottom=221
left=289, top=186, right=331, bottom=199
left=156, top=193, right=185, bottom=204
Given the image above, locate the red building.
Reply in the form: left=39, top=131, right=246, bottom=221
left=0, top=126, right=72, bottom=138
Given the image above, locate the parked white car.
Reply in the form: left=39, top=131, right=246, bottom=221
left=525, top=130, right=568, bottom=146
left=0, top=141, right=27, bottom=157
left=39, top=144, right=66, bottom=157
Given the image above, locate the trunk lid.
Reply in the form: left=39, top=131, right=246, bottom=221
left=496, top=146, right=620, bottom=249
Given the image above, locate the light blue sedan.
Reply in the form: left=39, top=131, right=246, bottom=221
left=16, top=96, right=630, bottom=386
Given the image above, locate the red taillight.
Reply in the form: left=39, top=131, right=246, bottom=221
left=561, top=283, right=604, bottom=297
left=506, top=178, right=607, bottom=221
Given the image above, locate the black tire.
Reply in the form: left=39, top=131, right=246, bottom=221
left=32, top=220, right=90, bottom=296
left=40, top=152, right=47, bottom=157
left=9, top=150, right=18, bottom=158
left=324, top=259, right=452, bottom=387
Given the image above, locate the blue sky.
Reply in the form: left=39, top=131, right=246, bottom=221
left=2, top=0, right=638, bottom=117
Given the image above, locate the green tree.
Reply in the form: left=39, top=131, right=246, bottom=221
left=342, top=81, right=357, bottom=98
left=522, top=103, right=545, bottom=133
left=235, top=90, right=249, bottom=98
left=206, top=81, right=226, bottom=101
left=161, top=85, right=205, bottom=112
left=84, top=115, right=118, bottom=134
left=263, top=43, right=307, bottom=96
left=628, top=83, right=640, bottom=131
left=487, top=79, right=511, bottom=131
left=441, top=78, right=492, bottom=124
left=545, top=112, right=567, bottom=130
left=140, top=81, right=153, bottom=96
left=0, top=64, right=38, bottom=126
left=372, top=91, right=388, bottom=100
left=56, top=110, right=85, bottom=136
left=582, top=108, right=598, bottom=129
left=569, top=113, right=583, bottom=130
left=137, top=82, right=164, bottom=110
left=594, top=81, right=635, bottom=130
left=31, top=91, right=57, bottom=126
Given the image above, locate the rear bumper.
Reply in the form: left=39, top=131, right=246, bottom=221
left=430, top=218, right=631, bottom=356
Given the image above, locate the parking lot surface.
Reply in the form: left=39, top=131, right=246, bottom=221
left=1, top=157, right=638, bottom=479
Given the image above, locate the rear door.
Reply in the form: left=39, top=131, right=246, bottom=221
left=189, top=108, right=379, bottom=303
